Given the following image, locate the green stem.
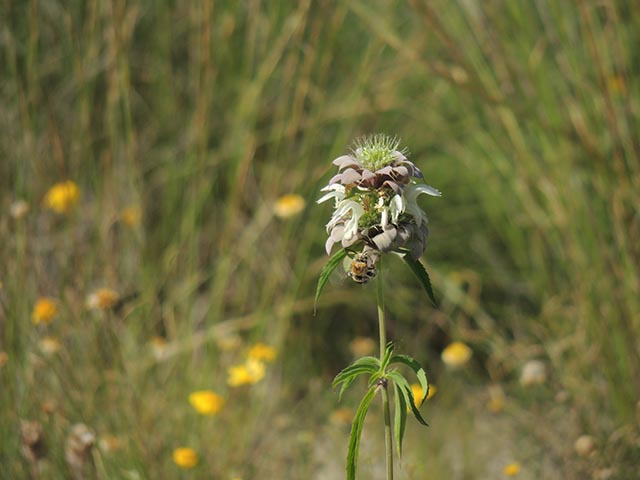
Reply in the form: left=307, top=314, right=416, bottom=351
left=376, top=260, right=393, bottom=480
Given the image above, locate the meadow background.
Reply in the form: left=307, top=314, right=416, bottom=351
left=1, top=0, right=639, bottom=478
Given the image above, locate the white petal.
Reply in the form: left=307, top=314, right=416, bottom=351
left=381, top=208, right=389, bottom=228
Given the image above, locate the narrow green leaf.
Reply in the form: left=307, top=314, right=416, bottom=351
left=333, top=357, right=381, bottom=401
left=350, top=356, right=382, bottom=370
left=390, top=354, right=429, bottom=405
left=314, top=248, right=348, bottom=313
left=333, top=362, right=379, bottom=387
left=338, top=375, right=356, bottom=401
left=393, top=382, right=408, bottom=458
left=347, top=385, right=378, bottom=480
left=333, top=367, right=375, bottom=401
left=380, top=342, right=394, bottom=370
left=387, top=371, right=429, bottom=426
left=401, top=255, right=437, bottom=307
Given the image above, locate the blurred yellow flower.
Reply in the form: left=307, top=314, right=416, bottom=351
left=349, top=336, right=376, bottom=357
left=503, top=462, right=521, bottom=476
left=86, top=288, right=120, bottom=310
left=441, top=341, right=472, bottom=368
left=32, top=297, right=58, bottom=325
left=274, top=194, right=305, bottom=218
left=173, top=447, right=198, bottom=468
left=247, top=343, right=277, bottom=363
left=0, top=352, right=7, bottom=368
left=10, top=200, right=29, bottom=219
left=410, top=383, right=436, bottom=409
left=120, top=206, right=141, bottom=227
left=39, top=336, right=62, bottom=355
left=487, top=385, right=506, bottom=413
left=150, top=336, right=170, bottom=360
left=98, top=434, right=122, bottom=453
left=607, top=74, right=626, bottom=95
left=227, top=359, right=266, bottom=387
left=188, top=390, right=224, bottom=415
left=330, top=407, right=354, bottom=426
left=44, top=181, right=79, bottom=214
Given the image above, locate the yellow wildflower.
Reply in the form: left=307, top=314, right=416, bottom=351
left=330, top=407, right=354, bottom=426
left=86, top=288, right=120, bottom=310
left=487, top=385, right=506, bottom=413
left=98, top=434, right=122, bottom=453
left=503, top=462, right=521, bottom=476
left=188, top=390, right=224, bottom=416
left=274, top=194, right=305, bottom=218
left=120, top=206, right=141, bottom=227
left=44, top=181, right=80, bottom=214
left=0, top=352, right=7, bottom=368
left=607, top=74, right=626, bottom=95
left=32, top=297, right=58, bottom=325
left=410, top=383, right=436, bottom=409
left=227, top=359, right=266, bottom=387
left=150, top=336, right=170, bottom=360
left=173, top=447, right=198, bottom=468
left=247, top=343, right=277, bottom=363
left=39, top=336, right=62, bottom=355
left=441, top=341, right=472, bottom=368
left=349, top=336, right=376, bottom=357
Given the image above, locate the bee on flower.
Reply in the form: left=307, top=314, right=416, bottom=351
left=317, top=134, right=440, bottom=282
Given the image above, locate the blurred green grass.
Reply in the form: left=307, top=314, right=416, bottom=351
left=1, top=0, right=639, bottom=478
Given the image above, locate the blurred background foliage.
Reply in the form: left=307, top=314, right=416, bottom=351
left=1, top=0, right=639, bottom=478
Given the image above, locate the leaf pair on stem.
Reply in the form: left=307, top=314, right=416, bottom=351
left=333, top=343, right=429, bottom=480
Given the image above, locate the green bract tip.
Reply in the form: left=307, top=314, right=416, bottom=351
left=352, top=134, right=405, bottom=171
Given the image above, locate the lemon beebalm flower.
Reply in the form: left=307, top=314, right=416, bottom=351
left=173, top=447, right=198, bottom=468
left=188, top=390, right=224, bottom=415
left=502, top=462, right=521, bottom=476
left=86, top=288, right=120, bottom=310
left=32, top=297, right=58, bottom=325
left=274, top=194, right=305, bottom=218
left=247, top=343, right=277, bottom=362
left=227, top=359, right=266, bottom=387
left=44, top=181, right=80, bottom=214
left=441, top=341, right=472, bottom=368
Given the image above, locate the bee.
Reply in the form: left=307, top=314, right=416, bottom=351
left=348, top=251, right=378, bottom=284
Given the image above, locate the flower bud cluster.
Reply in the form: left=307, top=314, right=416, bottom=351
left=318, top=135, right=440, bottom=263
